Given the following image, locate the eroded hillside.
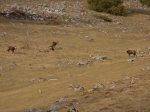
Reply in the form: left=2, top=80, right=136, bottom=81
left=0, top=0, right=150, bottom=112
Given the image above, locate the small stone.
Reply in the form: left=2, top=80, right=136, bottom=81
left=67, top=106, right=78, bottom=112
left=130, top=79, right=135, bottom=85
left=88, top=38, right=94, bottom=42
left=38, top=89, right=42, bottom=94
left=47, top=97, right=67, bottom=112
left=25, top=108, right=43, bottom=112
left=127, top=59, right=135, bottom=62
left=94, top=83, right=105, bottom=90
left=115, top=21, right=121, bottom=25
left=77, top=61, right=88, bottom=66
left=69, top=84, right=85, bottom=92
left=91, top=55, right=107, bottom=61
left=74, top=86, right=84, bottom=92
left=0, top=32, right=7, bottom=38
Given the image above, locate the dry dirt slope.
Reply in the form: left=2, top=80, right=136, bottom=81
left=0, top=13, right=150, bottom=112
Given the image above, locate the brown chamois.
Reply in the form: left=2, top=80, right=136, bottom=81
left=49, top=41, right=58, bottom=51
left=7, top=46, right=16, bottom=53
left=126, top=50, right=137, bottom=58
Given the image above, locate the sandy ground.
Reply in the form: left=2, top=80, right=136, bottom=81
left=0, top=13, right=150, bottom=112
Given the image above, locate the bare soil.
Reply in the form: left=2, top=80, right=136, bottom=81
left=0, top=1, right=150, bottom=112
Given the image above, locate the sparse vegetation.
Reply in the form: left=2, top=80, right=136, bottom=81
left=87, top=0, right=126, bottom=16
left=45, top=19, right=62, bottom=25
left=94, top=14, right=112, bottom=22
left=107, top=4, right=127, bottom=16
left=139, top=0, right=150, bottom=7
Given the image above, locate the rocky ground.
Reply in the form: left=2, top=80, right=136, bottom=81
left=1, top=0, right=149, bottom=25
left=0, top=0, right=96, bottom=25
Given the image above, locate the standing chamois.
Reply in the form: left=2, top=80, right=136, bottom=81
left=7, top=46, right=16, bottom=53
left=126, top=50, right=137, bottom=58
left=49, top=41, right=58, bottom=51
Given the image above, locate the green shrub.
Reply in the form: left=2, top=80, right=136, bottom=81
left=107, top=5, right=126, bottom=16
left=87, top=0, right=126, bottom=16
left=139, top=0, right=150, bottom=7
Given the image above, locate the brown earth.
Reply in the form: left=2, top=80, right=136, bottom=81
left=0, top=1, right=150, bottom=112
